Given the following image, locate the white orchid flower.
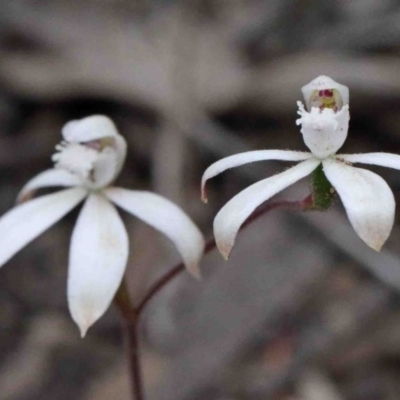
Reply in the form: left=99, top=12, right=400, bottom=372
left=202, top=75, right=400, bottom=259
left=0, top=115, right=204, bottom=337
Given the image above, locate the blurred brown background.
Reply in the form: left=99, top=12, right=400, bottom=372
left=1, top=1, right=400, bottom=399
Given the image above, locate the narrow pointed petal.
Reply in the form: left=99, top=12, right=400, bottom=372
left=201, top=150, right=312, bottom=202
left=104, top=188, right=205, bottom=279
left=214, top=158, right=320, bottom=259
left=17, top=169, right=83, bottom=203
left=0, top=188, right=87, bottom=268
left=338, top=152, right=400, bottom=170
left=68, top=193, right=129, bottom=337
left=323, top=158, right=395, bottom=251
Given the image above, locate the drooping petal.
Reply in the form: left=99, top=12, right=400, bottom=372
left=323, top=158, right=395, bottom=251
left=301, top=75, right=349, bottom=110
left=0, top=188, right=87, bottom=268
left=338, top=152, right=400, bottom=170
left=104, top=187, right=205, bottom=278
left=201, top=150, right=312, bottom=202
left=68, top=193, right=129, bottom=337
left=17, top=169, right=83, bottom=203
left=214, top=158, right=320, bottom=259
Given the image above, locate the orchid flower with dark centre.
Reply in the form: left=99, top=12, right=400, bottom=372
left=202, top=76, right=400, bottom=259
left=0, top=115, right=205, bottom=337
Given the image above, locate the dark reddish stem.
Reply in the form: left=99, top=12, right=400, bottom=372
left=114, top=194, right=313, bottom=400
left=125, top=319, right=143, bottom=400
left=114, top=281, right=143, bottom=400
left=136, top=194, right=313, bottom=314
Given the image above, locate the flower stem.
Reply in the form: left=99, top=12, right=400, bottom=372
left=114, top=194, right=313, bottom=400
left=137, top=194, right=313, bottom=314
left=125, top=318, right=144, bottom=400
left=114, top=281, right=143, bottom=400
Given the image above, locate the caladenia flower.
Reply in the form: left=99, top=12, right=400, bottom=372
left=0, top=115, right=205, bottom=337
left=202, top=75, right=400, bottom=259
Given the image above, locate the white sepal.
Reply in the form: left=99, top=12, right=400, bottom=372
left=213, top=158, right=320, bottom=259
left=68, top=193, right=129, bottom=337
left=201, top=150, right=312, bottom=202
left=323, top=158, right=395, bottom=251
left=62, top=115, right=120, bottom=142
left=338, top=152, right=400, bottom=170
left=0, top=188, right=87, bottom=268
left=104, top=187, right=205, bottom=279
left=17, top=169, right=83, bottom=203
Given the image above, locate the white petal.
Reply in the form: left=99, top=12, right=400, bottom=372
left=0, top=188, right=87, bottom=268
left=62, top=115, right=120, bottom=142
left=323, top=158, right=395, bottom=251
left=338, top=152, right=400, bottom=170
left=68, top=193, right=129, bottom=337
left=201, top=150, right=312, bottom=202
left=301, top=75, right=349, bottom=108
left=214, top=158, right=320, bottom=259
left=17, top=169, right=83, bottom=203
left=104, top=188, right=205, bottom=279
